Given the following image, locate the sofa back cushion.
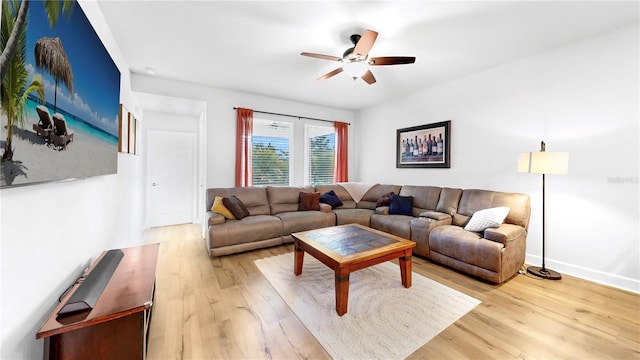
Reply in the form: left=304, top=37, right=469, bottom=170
left=357, top=184, right=402, bottom=210
left=436, top=187, right=463, bottom=215
left=456, top=189, right=531, bottom=229
left=206, top=187, right=270, bottom=216
left=268, top=186, right=315, bottom=214
left=315, top=184, right=356, bottom=208
left=398, top=185, right=442, bottom=215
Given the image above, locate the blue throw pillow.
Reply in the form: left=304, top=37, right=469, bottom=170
left=319, top=190, right=343, bottom=209
left=389, top=194, right=413, bottom=216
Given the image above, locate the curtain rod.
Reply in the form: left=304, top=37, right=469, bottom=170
left=233, top=107, right=350, bottom=125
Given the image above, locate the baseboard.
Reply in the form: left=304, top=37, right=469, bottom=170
left=526, top=254, right=639, bottom=294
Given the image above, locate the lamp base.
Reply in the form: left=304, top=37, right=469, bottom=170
left=527, top=266, right=562, bottom=280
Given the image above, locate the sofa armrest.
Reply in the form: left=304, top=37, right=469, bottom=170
left=319, top=203, right=333, bottom=213
left=418, top=210, right=451, bottom=221
left=207, top=211, right=226, bottom=226
left=375, top=206, right=390, bottom=215
left=484, top=224, right=527, bottom=245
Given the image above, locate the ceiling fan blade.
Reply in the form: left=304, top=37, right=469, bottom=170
left=361, top=70, right=376, bottom=85
left=317, top=67, right=344, bottom=81
left=369, top=56, right=416, bottom=66
left=301, top=52, right=342, bottom=62
left=353, top=30, right=378, bottom=57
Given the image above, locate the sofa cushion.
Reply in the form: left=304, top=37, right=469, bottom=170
left=276, top=211, right=336, bottom=235
left=357, top=184, right=402, bottom=210
left=436, top=188, right=463, bottom=215
left=398, top=185, right=442, bottom=213
left=319, top=190, right=343, bottom=209
left=211, top=196, right=235, bottom=220
left=370, top=214, right=412, bottom=239
left=315, top=184, right=356, bottom=208
left=429, top=225, right=504, bottom=273
left=223, top=195, right=250, bottom=220
left=333, top=208, right=374, bottom=226
left=464, top=207, right=510, bottom=232
left=298, top=192, right=320, bottom=211
left=376, top=192, right=394, bottom=207
left=209, top=215, right=283, bottom=248
left=207, top=187, right=271, bottom=216
left=268, top=186, right=315, bottom=214
left=389, top=194, right=413, bottom=216
left=457, top=189, right=531, bottom=229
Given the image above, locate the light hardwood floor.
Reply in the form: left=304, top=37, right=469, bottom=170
left=143, top=224, right=639, bottom=359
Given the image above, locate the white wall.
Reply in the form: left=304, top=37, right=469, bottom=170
left=355, top=23, right=639, bottom=292
left=0, top=2, right=145, bottom=358
left=131, top=75, right=357, bottom=190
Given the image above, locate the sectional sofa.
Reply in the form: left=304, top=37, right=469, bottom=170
left=206, top=183, right=530, bottom=284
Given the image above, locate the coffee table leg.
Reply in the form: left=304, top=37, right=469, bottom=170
left=335, top=269, right=350, bottom=316
left=294, top=243, right=304, bottom=276
left=399, top=250, right=412, bottom=288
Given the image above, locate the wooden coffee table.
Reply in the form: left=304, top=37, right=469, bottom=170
left=292, top=224, right=416, bottom=316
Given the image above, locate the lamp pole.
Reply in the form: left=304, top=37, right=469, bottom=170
left=527, top=141, right=562, bottom=280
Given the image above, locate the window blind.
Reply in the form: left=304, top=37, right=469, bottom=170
left=252, top=119, right=291, bottom=186
left=305, top=124, right=335, bottom=186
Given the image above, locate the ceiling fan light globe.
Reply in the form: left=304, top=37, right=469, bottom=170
left=343, top=61, right=369, bottom=79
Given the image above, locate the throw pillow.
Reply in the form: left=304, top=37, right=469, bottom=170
left=298, top=192, right=320, bottom=211
left=389, top=194, right=413, bottom=216
left=376, top=192, right=395, bottom=207
left=319, top=190, right=343, bottom=209
left=211, top=196, right=235, bottom=220
left=464, top=206, right=510, bottom=232
left=222, top=195, right=250, bottom=220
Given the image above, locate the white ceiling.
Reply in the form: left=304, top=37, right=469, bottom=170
left=98, top=1, right=638, bottom=112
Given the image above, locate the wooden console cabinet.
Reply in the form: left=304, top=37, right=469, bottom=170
left=36, top=243, right=159, bottom=360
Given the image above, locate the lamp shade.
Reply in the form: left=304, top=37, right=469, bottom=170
left=518, top=151, right=569, bottom=175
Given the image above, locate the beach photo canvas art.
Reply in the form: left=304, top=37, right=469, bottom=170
left=1, top=0, right=121, bottom=188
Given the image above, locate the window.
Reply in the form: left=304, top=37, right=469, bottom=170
left=250, top=117, right=336, bottom=186
left=252, top=119, right=292, bottom=186
left=305, top=124, right=335, bottom=186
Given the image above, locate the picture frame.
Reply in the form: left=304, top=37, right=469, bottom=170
left=396, top=120, right=451, bottom=168
left=128, top=112, right=137, bottom=155
left=1, top=1, right=121, bottom=188
left=119, top=104, right=128, bottom=153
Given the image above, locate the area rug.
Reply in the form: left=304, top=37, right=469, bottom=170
left=254, top=252, right=481, bottom=360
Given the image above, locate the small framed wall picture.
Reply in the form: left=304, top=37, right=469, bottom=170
left=119, top=104, right=129, bottom=153
left=128, top=112, right=137, bottom=155
left=396, top=120, right=451, bottom=168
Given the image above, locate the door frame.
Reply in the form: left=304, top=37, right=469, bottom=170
left=137, top=93, right=207, bottom=230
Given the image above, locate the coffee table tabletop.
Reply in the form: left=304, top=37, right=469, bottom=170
left=292, top=224, right=416, bottom=316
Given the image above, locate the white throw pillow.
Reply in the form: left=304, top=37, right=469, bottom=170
left=464, top=207, right=510, bottom=232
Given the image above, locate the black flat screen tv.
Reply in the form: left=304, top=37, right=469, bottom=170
left=1, top=0, right=121, bottom=188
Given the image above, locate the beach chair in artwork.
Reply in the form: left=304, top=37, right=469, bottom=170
left=51, top=113, right=75, bottom=150
left=33, top=105, right=54, bottom=143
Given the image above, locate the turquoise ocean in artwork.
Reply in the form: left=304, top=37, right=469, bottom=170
left=26, top=96, right=118, bottom=147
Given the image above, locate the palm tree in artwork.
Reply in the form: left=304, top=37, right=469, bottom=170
left=34, top=36, right=73, bottom=113
left=0, top=0, right=73, bottom=81
left=1, top=0, right=45, bottom=161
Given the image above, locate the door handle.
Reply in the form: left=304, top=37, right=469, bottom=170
left=152, top=183, right=159, bottom=186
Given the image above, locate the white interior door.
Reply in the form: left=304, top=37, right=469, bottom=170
left=147, top=130, right=197, bottom=227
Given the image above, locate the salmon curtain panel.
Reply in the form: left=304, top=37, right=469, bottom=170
left=334, top=121, right=349, bottom=182
left=235, top=108, right=254, bottom=187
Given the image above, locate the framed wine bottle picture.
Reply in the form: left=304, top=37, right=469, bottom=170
left=396, top=120, right=451, bottom=168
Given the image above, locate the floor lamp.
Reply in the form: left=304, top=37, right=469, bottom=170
left=518, top=141, right=569, bottom=280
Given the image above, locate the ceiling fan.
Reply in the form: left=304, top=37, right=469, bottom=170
left=301, top=29, right=416, bottom=85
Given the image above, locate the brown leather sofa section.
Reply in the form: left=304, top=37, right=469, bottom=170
left=429, top=189, right=531, bottom=283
